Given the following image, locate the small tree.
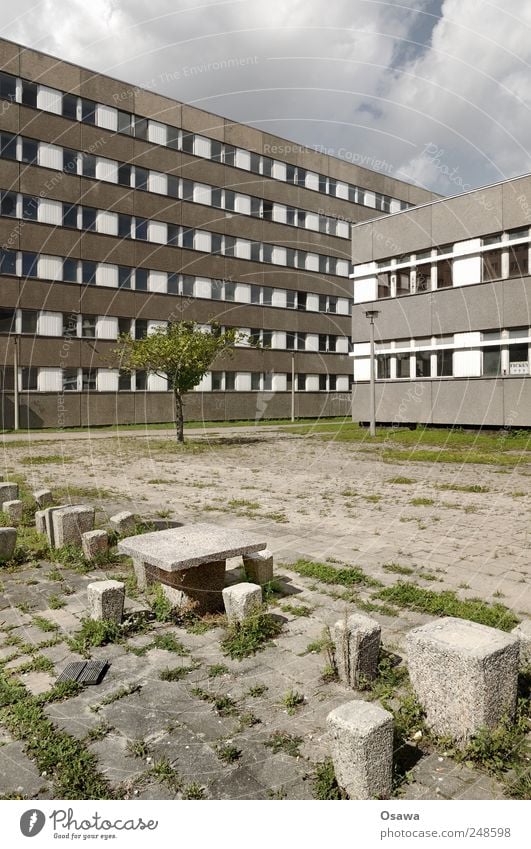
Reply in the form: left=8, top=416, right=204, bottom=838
left=114, top=321, right=239, bottom=442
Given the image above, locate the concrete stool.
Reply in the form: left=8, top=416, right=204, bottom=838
left=407, top=617, right=519, bottom=744
left=0, top=482, right=19, bottom=511
left=33, top=489, right=53, bottom=508
left=110, top=511, right=136, bottom=535
left=3, top=500, right=23, bottom=526
left=327, top=700, right=393, bottom=799
left=88, top=580, right=125, bottom=624
left=332, top=613, right=381, bottom=689
left=0, top=528, right=17, bottom=563
left=222, top=582, right=262, bottom=623
left=243, top=549, right=274, bottom=584
left=512, top=619, right=531, bottom=667
left=51, top=505, right=95, bottom=548
left=82, top=530, right=109, bottom=561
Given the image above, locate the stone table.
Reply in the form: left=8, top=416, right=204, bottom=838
left=118, top=523, right=267, bottom=613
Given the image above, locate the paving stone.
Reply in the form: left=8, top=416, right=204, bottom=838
left=0, top=740, right=49, bottom=798
left=88, top=734, right=146, bottom=789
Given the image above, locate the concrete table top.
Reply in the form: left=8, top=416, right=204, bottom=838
left=117, top=522, right=267, bottom=572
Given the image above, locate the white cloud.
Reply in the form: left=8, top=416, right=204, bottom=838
left=2, top=0, right=530, bottom=192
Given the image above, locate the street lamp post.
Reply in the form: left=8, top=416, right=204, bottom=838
left=365, top=310, right=379, bottom=437
left=290, top=352, right=295, bottom=422
left=13, top=334, right=20, bottom=432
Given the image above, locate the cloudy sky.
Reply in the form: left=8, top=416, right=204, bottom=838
left=2, top=0, right=530, bottom=194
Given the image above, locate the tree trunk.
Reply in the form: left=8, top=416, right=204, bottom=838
left=174, top=390, right=185, bottom=443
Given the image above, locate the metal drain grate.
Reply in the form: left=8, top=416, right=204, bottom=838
left=56, top=660, right=109, bottom=686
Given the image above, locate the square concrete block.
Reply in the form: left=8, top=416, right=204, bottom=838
left=110, top=511, right=136, bottom=535
left=51, top=505, right=95, bottom=549
left=0, top=528, right=17, bottom=563
left=82, top=529, right=109, bottom=561
left=35, top=510, right=47, bottom=535
left=243, top=549, right=274, bottom=584
left=0, top=482, right=19, bottom=510
left=512, top=620, right=531, bottom=667
left=406, top=617, right=519, bottom=744
left=222, top=582, right=262, bottom=623
left=3, top=500, right=23, bottom=525
left=327, top=700, right=393, bottom=799
left=88, top=580, right=125, bottom=624
left=33, top=489, right=53, bottom=508
left=332, top=613, right=381, bottom=689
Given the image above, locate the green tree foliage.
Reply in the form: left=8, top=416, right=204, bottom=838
left=114, top=321, right=240, bottom=441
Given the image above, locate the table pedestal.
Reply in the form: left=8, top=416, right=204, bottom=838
left=134, top=558, right=226, bottom=614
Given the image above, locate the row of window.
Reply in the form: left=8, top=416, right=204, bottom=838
left=374, top=345, right=530, bottom=379
left=0, top=249, right=352, bottom=313
left=0, top=130, right=350, bottom=240
left=0, top=182, right=350, bottom=277
left=3, top=367, right=350, bottom=393
left=0, top=69, right=412, bottom=214
left=0, top=308, right=350, bottom=353
left=367, top=230, right=531, bottom=299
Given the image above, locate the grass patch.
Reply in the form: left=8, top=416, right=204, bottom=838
left=386, top=477, right=417, bottom=485
left=264, top=731, right=303, bottom=757
left=190, top=687, right=238, bottom=716
left=382, top=563, right=414, bottom=576
left=207, top=664, right=229, bottom=678
left=288, top=558, right=382, bottom=590
left=376, top=582, right=519, bottom=631
left=96, top=683, right=141, bottom=708
left=32, top=615, right=59, bottom=633
left=248, top=684, right=268, bottom=697
left=220, top=611, right=283, bottom=660
left=20, top=454, right=72, bottom=465
left=436, top=483, right=490, bottom=493
left=282, top=689, right=304, bottom=715
left=159, top=666, right=194, bottom=681
left=0, top=673, right=111, bottom=799
left=216, top=743, right=241, bottom=763
left=126, top=738, right=150, bottom=759
left=150, top=758, right=181, bottom=792
left=182, top=782, right=206, bottom=799
left=152, top=633, right=189, bottom=654
left=68, top=619, right=122, bottom=654
left=409, top=497, right=434, bottom=506
left=280, top=603, right=313, bottom=617
left=312, top=759, right=346, bottom=800
left=48, top=594, right=65, bottom=610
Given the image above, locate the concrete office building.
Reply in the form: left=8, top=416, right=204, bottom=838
left=0, top=38, right=434, bottom=429
left=350, top=174, right=531, bottom=428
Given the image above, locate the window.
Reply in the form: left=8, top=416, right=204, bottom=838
left=0, top=249, right=17, bottom=275
left=396, top=271, right=410, bottom=297
left=118, top=318, right=131, bottom=336
left=118, top=214, right=132, bottom=238
left=63, top=148, right=78, bottom=174
left=508, top=243, right=529, bottom=278
left=62, top=93, right=78, bottom=119
left=135, top=319, right=148, bottom=339
left=377, top=355, right=391, bottom=379
left=134, top=167, right=149, bottom=191
left=297, top=332, right=306, bottom=351
left=117, top=110, right=133, bottom=134
left=81, top=154, right=97, bottom=179
left=21, top=80, right=37, bottom=107
left=167, top=175, right=179, bottom=198
left=286, top=332, right=296, bottom=351
left=0, top=72, right=16, bottom=102
left=436, top=259, right=452, bottom=288
left=211, top=140, right=223, bottom=162
left=135, top=269, right=148, bottom=291
left=0, top=308, right=16, bottom=333
left=182, top=275, right=194, bottom=297
left=415, top=351, right=431, bottom=377
left=482, top=249, right=502, bottom=281
left=21, top=367, right=38, bottom=390
left=21, top=137, right=38, bottom=164
left=81, top=261, right=97, bottom=285
left=22, top=196, right=38, bottom=220
left=377, top=272, right=391, bottom=299
left=211, top=371, right=223, bottom=391
left=262, top=330, right=272, bottom=348
left=80, top=98, right=96, bottom=124
left=167, top=224, right=180, bottom=246
left=396, top=353, right=410, bottom=378
left=224, top=144, right=236, bottom=166
left=415, top=263, right=431, bottom=292
left=118, top=266, right=132, bottom=289
left=224, top=190, right=236, bottom=212
left=318, top=334, right=327, bottom=353
left=329, top=375, right=337, bottom=391
left=135, top=371, right=147, bottom=390
left=250, top=285, right=261, bottom=305
left=319, top=374, right=327, bottom=392
left=509, top=344, right=529, bottom=375
left=118, top=371, right=132, bottom=391
left=20, top=310, right=38, bottom=334
left=482, top=346, right=501, bottom=376
left=135, top=218, right=148, bottom=240
left=0, top=191, right=16, bottom=217
left=286, top=291, right=296, bottom=309
left=63, top=368, right=78, bottom=391
left=134, top=117, right=148, bottom=140
left=21, top=252, right=38, bottom=278
left=0, top=131, right=17, bottom=160
left=211, top=279, right=224, bottom=300
left=262, top=287, right=273, bottom=306
left=251, top=372, right=261, bottom=391
left=82, top=369, right=97, bottom=390
left=81, top=315, right=96, bottom=338
left=167, top=273, right=179, bottom=295
left=167, top=125, right=180, bottom=150
left=63, top=203, right=78, bottom=228
left=63, top=313, right=77, bottom=337
left=182, top=228, right=194, bottom=250
left=117, top=164, right=132, bottom=186
left=437, top=350, right=453, bottom=377
left=262, top=156, right=273, bottom=177
left=224, top=235, right=236, bottom=257
left=225, top=281, right=236, bottom=302
left=82, top=207, right=97, bottom=231
left=297, top=373, right=306, bottom=391
left=62, top=258, right=78, bottom=283
left=297, top=292, right=307, bottom=311
left=181, top=133, right=194, bottom=154
left=225, top=372, right=236, bottom=391
left=328, top=296, right=337, bottom=314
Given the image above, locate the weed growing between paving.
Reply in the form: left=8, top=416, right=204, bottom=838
left=220, top=611, right=283, bottom=659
